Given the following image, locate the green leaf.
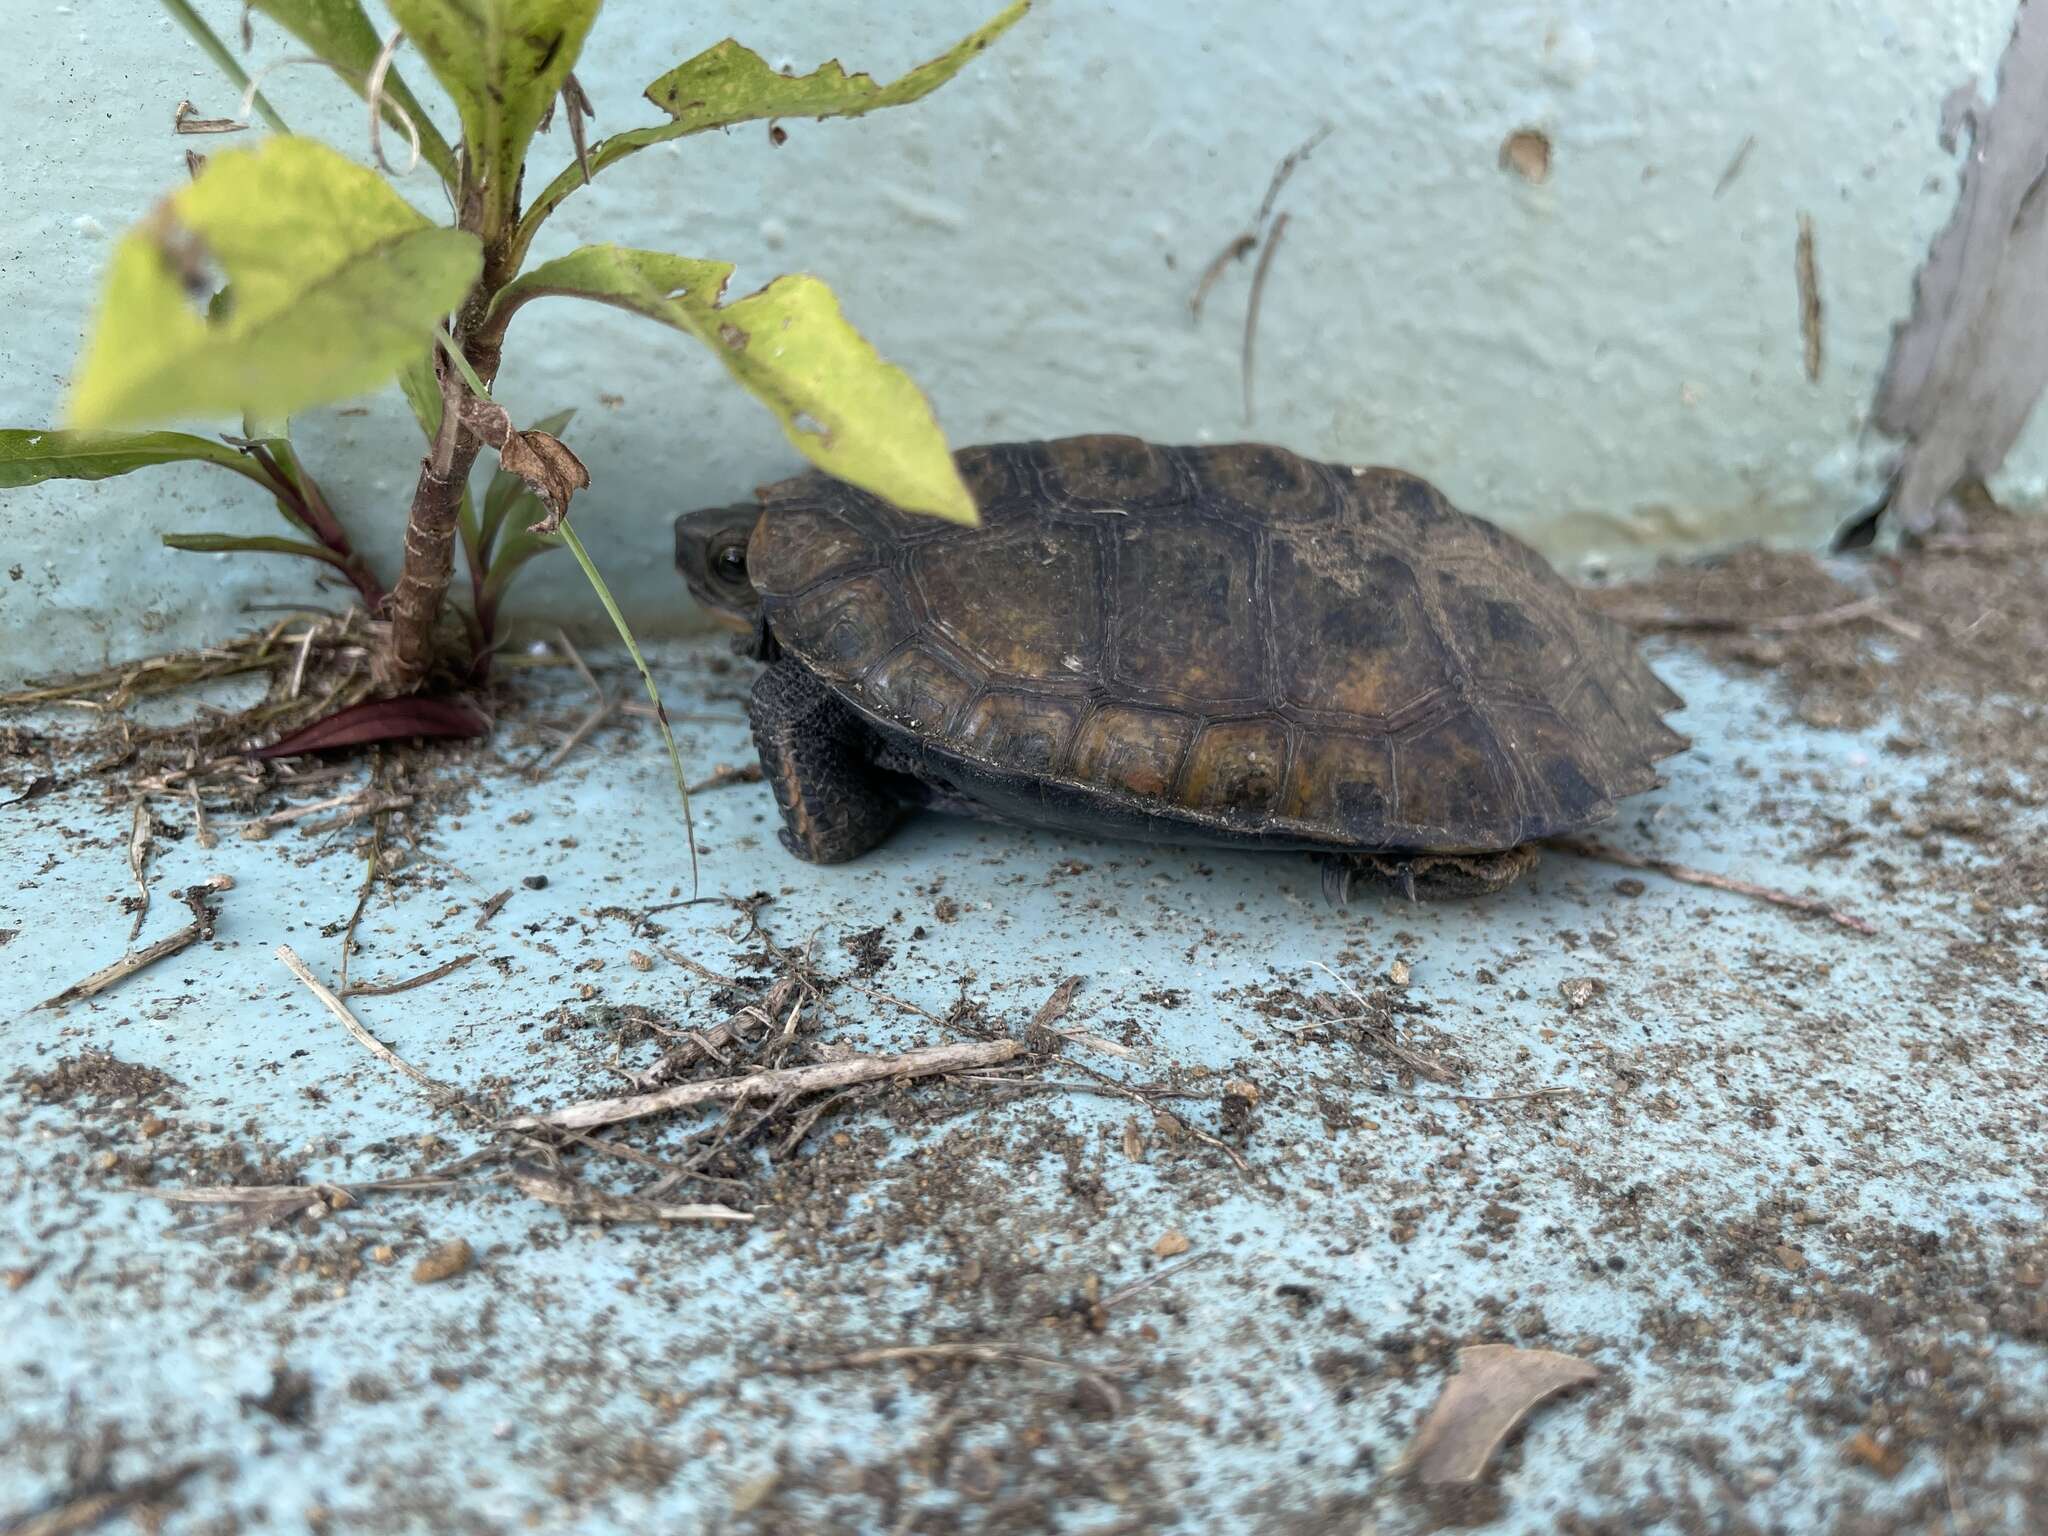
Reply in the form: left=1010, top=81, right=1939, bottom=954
left=553, top=516, right=698, bottom=890
left=480, top=406, right=576, bottom=554
left=516, top=2, right=1026, bottom=248
left=162, top=532, right=349, bottom=569
left=0, top=428, right=277, bottom=492
left=479, top=527, right=559, bottom=609
left=384, top=0, right=602, bottom=230
left=397, top=346, right=443, bottom=441
left=645, top=3, right=1026, bottom=135
left=65, top=138, right=483, bottom=430
left=492, top=246, right=976, bottom=523
left=245, top=0, right=460, bottom=184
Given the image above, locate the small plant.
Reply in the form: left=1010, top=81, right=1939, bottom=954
left=2, top=0, right=1022, bottom=735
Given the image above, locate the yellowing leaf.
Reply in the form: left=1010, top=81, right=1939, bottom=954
left=66, top=138, right=481, bottom=431
left=492, top=245, right=976, bottom=524
left=385, top=0, right=602, bottom=230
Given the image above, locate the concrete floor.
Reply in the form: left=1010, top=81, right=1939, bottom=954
left=1, top=636, right=2043, bottom=1534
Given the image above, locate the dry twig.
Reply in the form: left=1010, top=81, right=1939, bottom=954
left=34, top=879, right=230, bottom=1012
left=1241, top=211, right=1289, bottom=423
left=1603, top=592, right=1923, bottom=643
left=1551, top=839, right=1877, bottom=936
left=501, top=1037, right=1027, bottom=1133
left=126, top=801, right=154, bottom=942
left=275, top=944, right=468, bottom=1100
left=504, top=1166, right=751, bottom=1225
left=340, top=952, right=476, bottom=998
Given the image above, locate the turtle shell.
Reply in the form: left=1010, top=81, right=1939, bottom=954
left=746, top=435, right=1685, bottom=853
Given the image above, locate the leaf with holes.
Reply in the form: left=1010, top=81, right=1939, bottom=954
left=492, top=245, right=975, bottom=523
left=385, top=0, right=601, bottom=231
left=66, top=138, right=481, bottom=430
left=245, top=0, right=459, bottom=183
left=644, top=3, right=1025, bottom=134
left=480, top=407, right=575, bottom=555
left=517, top=3, right=1027, bottom=243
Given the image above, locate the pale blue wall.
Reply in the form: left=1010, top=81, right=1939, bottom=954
left=0, top=1, right=2030, bottom=674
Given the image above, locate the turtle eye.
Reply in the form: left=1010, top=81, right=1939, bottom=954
left=714, top=542, right=749, bottom=586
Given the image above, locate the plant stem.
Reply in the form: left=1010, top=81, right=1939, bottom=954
left=248, top=443, right=386, bottom=611
left=380, top=446, right=483, bottom=692
left=555, top=520, right=699, bottom=893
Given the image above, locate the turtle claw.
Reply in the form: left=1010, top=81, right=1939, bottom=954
left=1321, top=859, right=1353, bottom=909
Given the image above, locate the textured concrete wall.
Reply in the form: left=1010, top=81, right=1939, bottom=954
left=0, top=0, right=2031, bottom=674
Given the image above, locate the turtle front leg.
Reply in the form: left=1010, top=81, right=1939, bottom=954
left=748, top=659, right=900, bottom=864
left=1321, top=846, right=1539, bottom=906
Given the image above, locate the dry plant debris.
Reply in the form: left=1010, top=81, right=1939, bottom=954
left=1403, top=1344, right=1599, bottom=1485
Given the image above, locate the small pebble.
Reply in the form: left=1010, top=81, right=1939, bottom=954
left=523, top=874, right=548, bottom=890
left=1612, top=877, right=1646, bottom=897
left=1559, top=977, right=1602, bottom=1010
left=628, top=950, right=654, bottom=972
left=1155, top=1230, right=1191, bottom=1258
left=369, top=1245, right=395, bottom=1265
left=1773, top=1243, right=1808, bottom=1273
left=138, top=1114, right=168, bottom=1137
left=411, top=1238, right=473, bottom=1284
left=1388, top=958, right=1413, bottom=987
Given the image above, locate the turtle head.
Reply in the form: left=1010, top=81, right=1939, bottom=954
left=675, top=502, right=763, bottom=634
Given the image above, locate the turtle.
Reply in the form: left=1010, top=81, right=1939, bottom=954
left=675, top=435, right=1685, bottom=901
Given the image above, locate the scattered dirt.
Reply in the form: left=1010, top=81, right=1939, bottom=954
left=3, top=520, right=2046, bottom=1532
left=11, top=1051, right=182, bottom=1112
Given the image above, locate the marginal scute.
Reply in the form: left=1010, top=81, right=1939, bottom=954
left=861, top=645, right=976, bottom=735
left=1283, top=731, right=1395, bottom=835
left=1043, top=434, right=1182, bottom=507
left=1069, top=706, right=1194, bottom=799
left=1396, top=711, right=1516, bottom=841
left=1193, top=442, right=1342, bottom=523
left=955, top=442, right=1037, bottom=517
left=956, top=691, right=1082, bottom=775
left=1182, top=718, right=1290, bottom=817
left=1485, top=701, right=1610, bottom=827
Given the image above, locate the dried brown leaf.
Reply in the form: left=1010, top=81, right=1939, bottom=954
left=1404, top=1344, right=1598, bottom=1485
left=503, top=430, right=590, bottom=535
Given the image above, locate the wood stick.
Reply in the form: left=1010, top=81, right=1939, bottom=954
left=340, top=952, right=476, bottom=998
left=1551, top=838, right=1877, bottom=936
left=504, top=1168, right=751, bottom=1224
left=275, top=944, right=466, bottom=1098
left=34, top=879, right=229, bottom=1011
left=500, top=1037, right=1027, bottom=1133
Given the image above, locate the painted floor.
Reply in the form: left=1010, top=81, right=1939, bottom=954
left=1, top=634, right=2043, bottom=1534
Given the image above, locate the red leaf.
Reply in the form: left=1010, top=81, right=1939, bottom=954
left=255, top=697, right=488, bottom=758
